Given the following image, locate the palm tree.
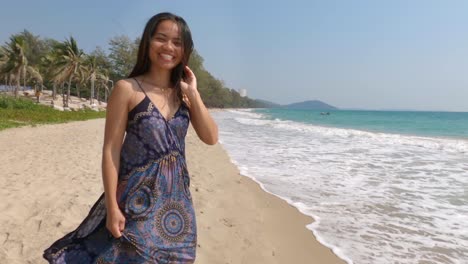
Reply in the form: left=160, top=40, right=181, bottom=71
left=50, top=37, right=84, bottom=108
left=42, top=49, right=63, bottom=100
left=72, top=66, right=86, bottom=99
left=96, top=70, right=111, bottom=104
left=1, top=36, right=28, bottom=98
left=83, top=55, right=108, bottom=106
left=1, top=36, right=44, bottom=98
left=0, top=46, right=7, bottom=91
left=28, top=69, right=43, bottom=103
left=28, top=66, right=43, bottom=92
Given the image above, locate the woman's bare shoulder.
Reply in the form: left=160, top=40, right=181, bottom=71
left=111, top=78, right=137, bottom=99
left=114, top=78, right=136, bottom=91
left=107, top=79, right=138, bottom=112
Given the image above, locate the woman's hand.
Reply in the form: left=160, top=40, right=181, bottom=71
left=106, top=207, right=126, bottom=238
left=180, top=66, right=197, bottom=108
left=179, top=66, right=218, bottom=145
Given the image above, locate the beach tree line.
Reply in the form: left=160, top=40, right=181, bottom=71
left=0, top=30, right=268, bottom=108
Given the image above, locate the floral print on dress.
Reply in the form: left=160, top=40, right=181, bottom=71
left=43, top=89, right=196, bottom=263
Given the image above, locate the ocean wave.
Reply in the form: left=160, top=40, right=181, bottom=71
left=212, top=109, right=468, bottom=264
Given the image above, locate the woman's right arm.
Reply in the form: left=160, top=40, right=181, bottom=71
left=101, top=80, right=132, bottom=238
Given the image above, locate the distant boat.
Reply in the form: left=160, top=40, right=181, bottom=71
left=320, top=112, right=330, bottom=115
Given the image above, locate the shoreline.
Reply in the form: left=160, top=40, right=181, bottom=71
left=216, top=108, right=468, bottom=263
left=186, top=126, right=345, bottom=263
left=222, top=158, right=352, bottom=264
left=0, top=118, right=345, bottom=263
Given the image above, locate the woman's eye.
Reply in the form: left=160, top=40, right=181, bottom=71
left=173, top=41, right=182, bottom=47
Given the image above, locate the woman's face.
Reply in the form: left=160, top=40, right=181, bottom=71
left=149, top=20, right=183, bottom=71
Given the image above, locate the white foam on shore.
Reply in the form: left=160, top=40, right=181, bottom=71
left=212, top=109, right=468, bottom=264
left=227, top=154, right=353, bottom=264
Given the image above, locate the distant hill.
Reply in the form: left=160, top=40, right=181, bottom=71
left=283, top=100, right=338, bottom=110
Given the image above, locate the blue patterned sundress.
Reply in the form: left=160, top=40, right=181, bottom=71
left=43, top=80, right=197, bottom=263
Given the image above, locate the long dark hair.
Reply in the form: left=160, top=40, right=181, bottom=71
left=128, top=12, right=194, bottom=102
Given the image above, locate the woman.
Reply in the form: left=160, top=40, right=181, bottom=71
left=43, top=12, right=218, bottom=263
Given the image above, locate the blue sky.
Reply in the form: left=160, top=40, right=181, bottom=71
left=2, top=0, right=468, bottom=111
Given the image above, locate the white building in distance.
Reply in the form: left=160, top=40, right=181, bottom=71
left=238, top=88, right=247, bottom=97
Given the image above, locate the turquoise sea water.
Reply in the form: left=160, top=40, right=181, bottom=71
left=256, top=109, right=468, bottom=139
left=212, top=108, right=468, bottom=264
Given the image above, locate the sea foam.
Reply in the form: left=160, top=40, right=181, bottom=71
left=212, top=109, right=468, bottom=264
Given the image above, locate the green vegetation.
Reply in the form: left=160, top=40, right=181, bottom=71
left=1, top=29, right=272, bottom=109
left=0, top=95, right=106, bottom=130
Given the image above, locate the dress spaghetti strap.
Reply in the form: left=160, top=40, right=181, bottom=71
left=133, top=77, right=148, bottom=96
left=43, top=76, right=196, bottom=263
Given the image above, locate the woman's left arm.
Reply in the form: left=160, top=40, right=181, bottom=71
left=181, top=66, right=218, bottom=145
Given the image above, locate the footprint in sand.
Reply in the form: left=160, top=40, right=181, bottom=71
left=221, top=218, right=235, bottom=227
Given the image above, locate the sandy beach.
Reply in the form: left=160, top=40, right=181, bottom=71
left=0, top=118, right=344, bottom=264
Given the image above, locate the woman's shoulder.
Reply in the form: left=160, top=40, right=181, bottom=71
left=108, top=78, right=139, bottom=106
left=115, top=78, right=137, bottom=90
left=112, top=78, right=141, bottom=96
